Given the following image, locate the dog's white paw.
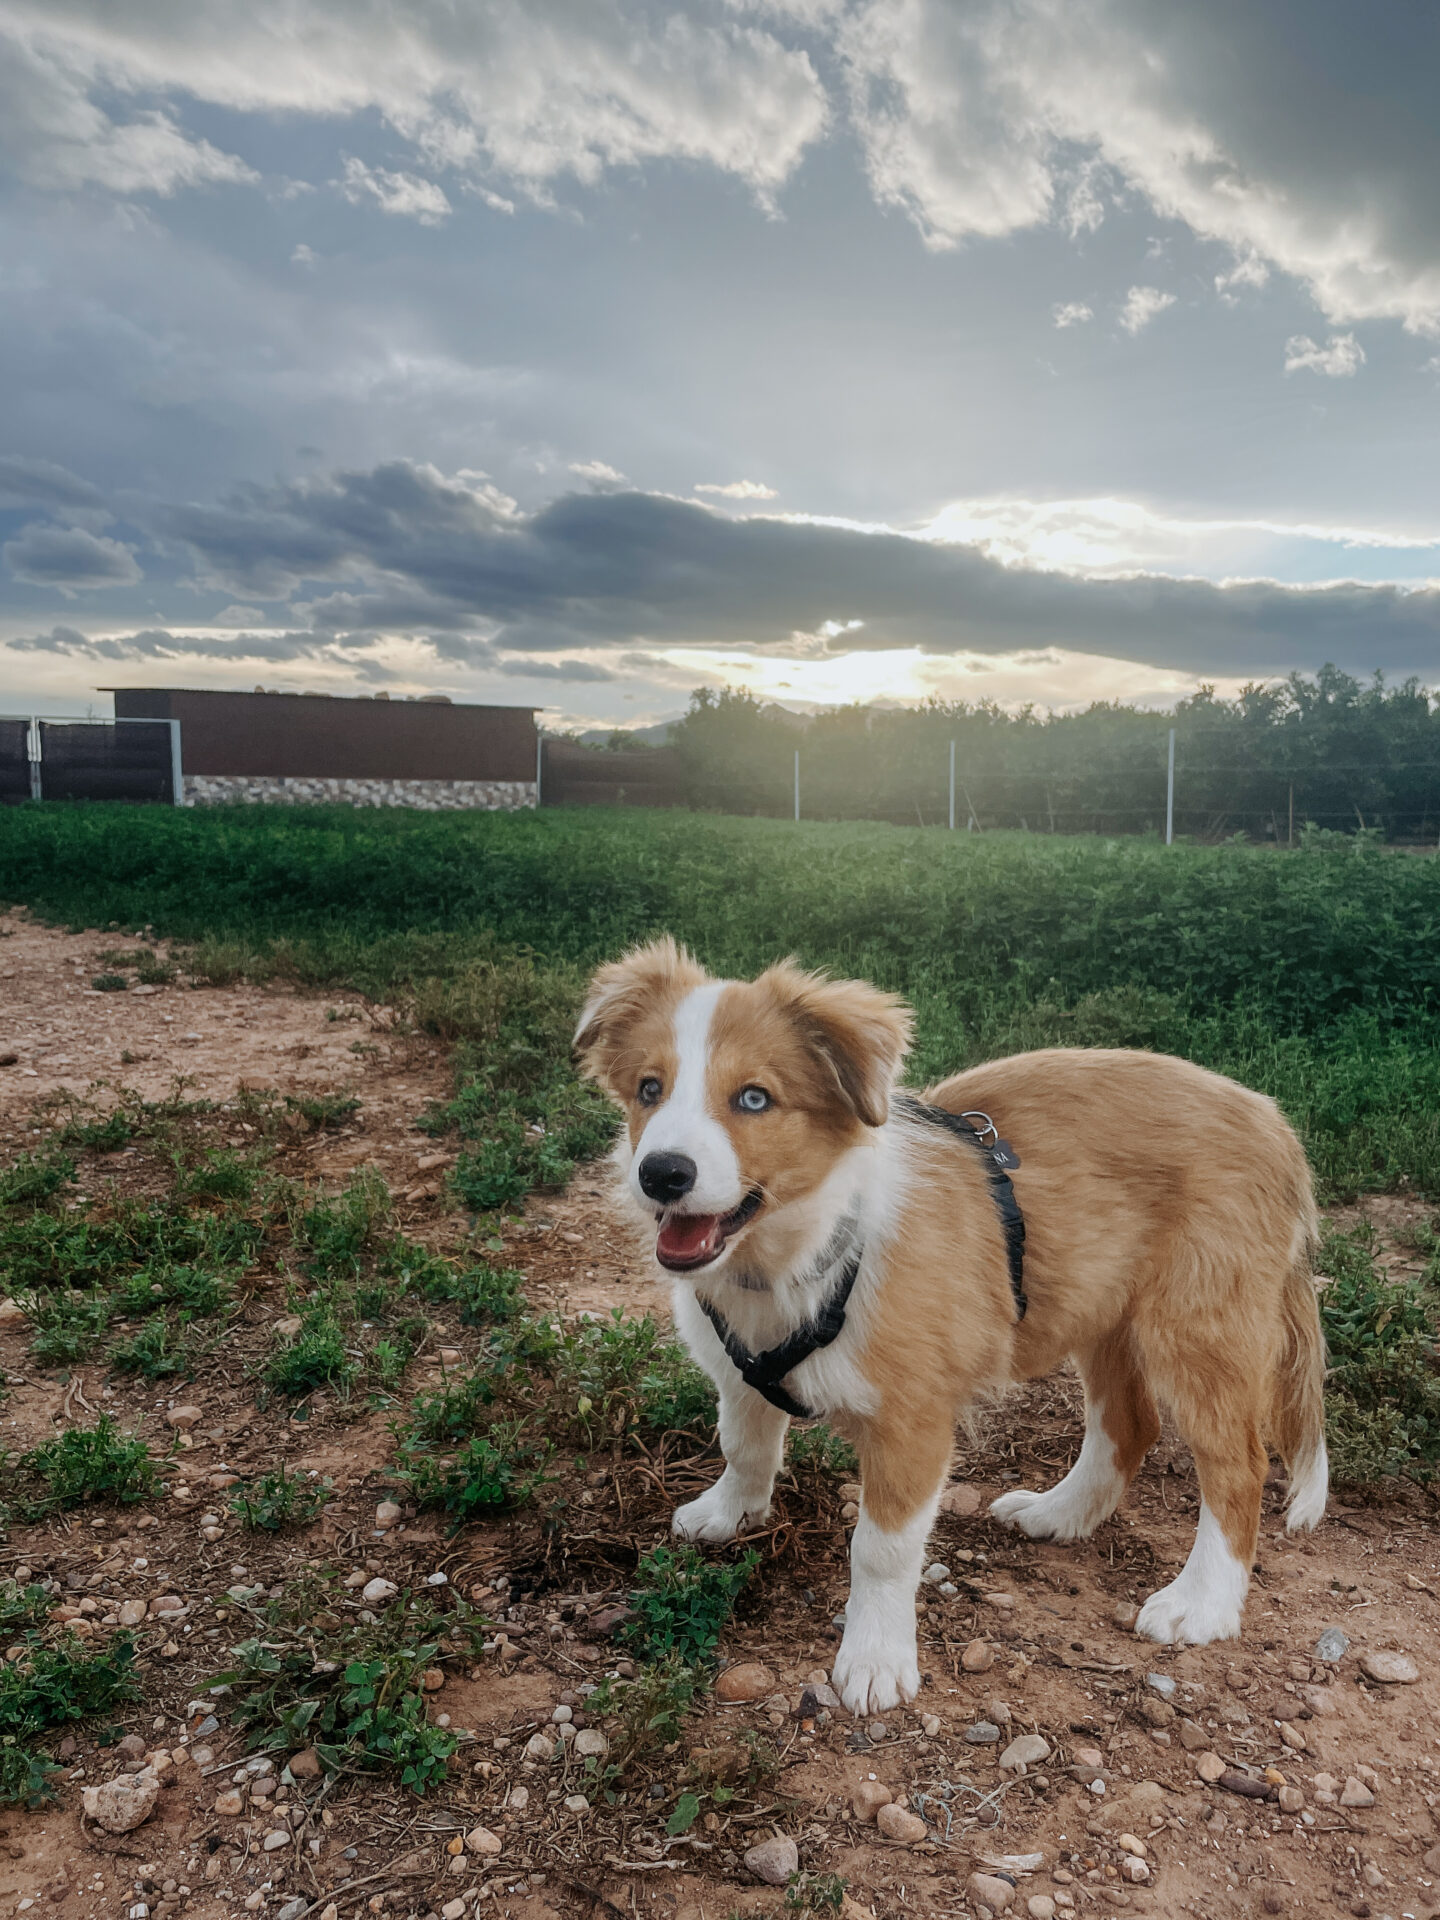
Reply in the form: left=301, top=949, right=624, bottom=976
left=989, top=1486, right=1101, bottom=1542
left=1134, top=1577, right=1243, bottom=1647
left=671, top=1480, right=767, bottom=1544
left=831, top=1634, right=920, bottom=1718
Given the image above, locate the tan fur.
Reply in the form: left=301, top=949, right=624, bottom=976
left=574, top=936, right=707, bottom=1147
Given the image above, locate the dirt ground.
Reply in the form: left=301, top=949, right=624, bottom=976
left=3, top=915, right=1440, bottom=1920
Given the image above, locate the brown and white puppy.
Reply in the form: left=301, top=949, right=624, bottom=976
left=575, top=938, right=1328, bottom=1717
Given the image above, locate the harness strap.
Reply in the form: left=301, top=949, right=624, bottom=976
left=897, top=1095, right=1028, bottom=1320
left=698, top=1243, right=862, bottom=1420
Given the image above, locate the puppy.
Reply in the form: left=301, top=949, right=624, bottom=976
left=576, top=938, right=1328, bottom=1717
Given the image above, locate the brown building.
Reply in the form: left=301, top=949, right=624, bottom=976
left=104, top=687, right=539, bottom=810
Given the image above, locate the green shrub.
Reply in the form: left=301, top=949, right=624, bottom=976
left=107, top=1314, right=191, bottom=1381
left=297, top=1174, right=390, bottom=1283
left=394, top=1420, right=549, bottom=1523
left=23, top=1290, right=111, bottom=1367
left=0, top=1636, right=139, bottom=1805
left=560, top=1311, right=716, bottom=1441
left=414, top=1257, right=524, bottom=1326
left=620, top=1544, right=760, bottom=1665
left=19, top=1417, right=155, bottom=1510
left=91, top=973, right=128, bottom=993
left=286, top=1092, right=361, bottom=1131
left=788, top=1424, right=859, bottom=1475
left=0, top=1152, right=75, bottom=1209
left=229, top=1462, right=332, bottom=1531
left=1319, top=1225, right=1440, bottom=1482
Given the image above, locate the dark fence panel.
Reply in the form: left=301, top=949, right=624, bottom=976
left=38, top=722, right=175, bottom=803
left=0, top=721, right=31, bottom=805
left=541, top=742, right=685, bottom=808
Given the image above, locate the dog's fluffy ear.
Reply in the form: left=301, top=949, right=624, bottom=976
left=760, top=961, right=913, bottom=1128
left=574, top=936, right=708, bottom=1090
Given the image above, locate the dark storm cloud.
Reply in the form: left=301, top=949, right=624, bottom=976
left=0, top=455, right=106, bottom=512
left=153, top=462, right=1440, bottom=678
left=10, top=624, right=357, bottom=662
left=3, top=521, right=142, bottom=589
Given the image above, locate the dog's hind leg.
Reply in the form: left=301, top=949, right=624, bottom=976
left=991, top=1328, right=1159, bottom=1541
left=672, top=1378, right=789, bottom=1544
left=1136, top=1396, right=1264, bottom=1646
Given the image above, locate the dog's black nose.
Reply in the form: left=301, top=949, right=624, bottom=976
left=638, top=1151, right=698, bottom=1204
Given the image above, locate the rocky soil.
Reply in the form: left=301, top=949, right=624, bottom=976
left=3, top=916, right=1440, bottom=1920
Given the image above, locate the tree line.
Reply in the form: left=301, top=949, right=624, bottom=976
left=582, top=666, right=1440, bottom=841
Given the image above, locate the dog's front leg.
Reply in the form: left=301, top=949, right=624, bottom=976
left=672, top=1380, right=788, bottom=1544
left=832, top=1444, right=948, bottom=1718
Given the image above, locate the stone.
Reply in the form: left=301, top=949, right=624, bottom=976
left=360, top=1578, right=397, bottom=1606
left=1178, top=1719, right=1209, bottom=1751
left=82, top=1770, right=159, bottom=1832
left=1196, top=1752, right=1226, bottom=1784
left=1278, top=1721, right=1306, bottom=1751
left=966, top=1721, right=1002, bottom=1744
left=799, top=1682, right=842, bottom=1717
left=1112, top=1601, right=1141, bottom=1631
left=1074, top=1745, right=1104, bottom=1768
left=961, top=1639, right=995, bottom=1673
left=166, top=1407, right=202, bottom=1429
left=1278, top=1785, right=1305, bottom=1813
left=1146, top=1673, right=1176, bottom=1698
left=920, top=1713, right=941, bottom=1738
left=939, top=1483, right=982, bottom=1516
left=273, top=1316, right=303, bottom=1338
left=117, top=1599, right=148, bottom=1627
left=867, top=1720, right=889, bottom=1743
left=851, top=1780, right=893, bottom=1822
left=214, top=1791, right=244, bottom=1816
left=443, top=1903, right=467, bottom=1920
left=375, top=1501, right=401, bottom=1529
left=1423, top=1844, right=1440, bottom=1875
left=744, top=1836, right=799, bottom=1886
left=289, top=1748, right=321, bottom=1779
left=922, top=1562, right=951, bottom=1584
left=1300, top=1684, right=1341, bottom=1716
left=465, top=1827, right=502, bottom=1856
left=984, top=1591, right=1017, bottom=1610
left=1314, top=1626, right=1349, bottom=1663
left=715, top=1662, right=776, bottom=1703
left=525, top=1733, right=556, bottom=1762
left=876, top=1802, right=927, bottom=1844
left=1028, top=1900, right=1057, bottom=1920
left=1138, top=1697, right=1175, bottom=1728
left=999, top=1733, right=1050, bottom=1772
left=966, top=1873, right=1016, bottom=1913
left=573, top=1728, right=608, bottom=1758
left=1359, top=1649, right=1419, bottom=1685
left=1340, top=1776, right=1375, bottom=1808
left=421, top=1668, right=445, bottom=1692
left=148, top=1595, right=185, bottom=1617
left=1120, top=1857, right=1149, bottom=1884
left=276, top=1902, right=307, bottom=1920
left=262, top=1829, right=290, bottom=1851
left=1117, top=1833, right=1147, bottom=1858
left=0, top=1298, right=26, bottom=1329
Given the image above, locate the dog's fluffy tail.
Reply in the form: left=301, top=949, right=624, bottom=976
left=1274, top=1198, right=1329, bottom=1532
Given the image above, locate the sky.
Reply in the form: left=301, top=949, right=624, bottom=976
left=3, top=0, right=1440, bottom=729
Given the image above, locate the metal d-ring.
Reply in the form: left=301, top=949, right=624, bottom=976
left=958, top=1110, right=997, bottom=1147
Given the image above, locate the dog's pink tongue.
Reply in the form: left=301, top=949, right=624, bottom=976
left=657, top=1213, right=722, bottom=1263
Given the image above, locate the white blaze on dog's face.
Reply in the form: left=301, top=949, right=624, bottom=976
left=575, top=938, right=911, bottom=1273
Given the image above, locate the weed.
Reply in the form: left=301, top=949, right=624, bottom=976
left=179, top=1148, right=264, bottom=1202
left=414, top=1258, right=523, bottom=1326
left=265, top=1312, right=356, bottom=1398
left=286, top=1092, right=361, bottom=1131
left=0, top=1151, right=75, bottom=1209
left=91, top=974, right=128, bottom=993
left=19, top=1416, right=156, bottom=1510
left=560, top=1312, right=715, bottom=1442
left=107, top=1314, right=192, bottom=1380
left=230, top=1462, right=332, bottom=1531
left=584, top=1653, right=701, bottom=1778
left=1318, top=1226, right=1440, bottom=1482
left=620, top=1544, right=759, bottom=1666
left=394, top=1419, right=550, bottom=1523
left=788, top=1424, right=858, bottom=1476
left=0, top=1635, right=139, bottom=1806
left=57, top=1109, right=132, bottom=1151
left=0, top=1582, right=53, bottom=1633
left=297, top=1174, right=390, bottom=1283
left=785, top=1874, right=849, bottom=1913
left=400, top=1369, right=501, bottom=1446
left=24, top=1290, right=111, bottom=1366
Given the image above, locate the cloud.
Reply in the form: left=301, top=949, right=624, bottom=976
left=140, top=458, right=1440, bottom=678
left=340, top=156, right=451, bottom=225
left=694, top=479, right=778, bottom=500
left=1052, top=301, right=1093, bottom=328
left=0, top=455, right=105, bottom=512
left=569, top=460, right=626, bottom=488
left=3, top=522, right=142, bottom=591
left=0, top=1, right=826, bottom=210
left=213, top=604, right=268, bottom=627
left=1283, top=332, right=1365, bottom=378
left=8, top=623, right=364, bottom=662
left=1215, top=251, right=1269, bottom=300
left=1119, top=285, right=1175, bottom=334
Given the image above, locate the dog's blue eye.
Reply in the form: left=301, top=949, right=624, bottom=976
left=638, top=1077, right=662, bottom=1107
left=736, top=1085, right=771, bottom=1114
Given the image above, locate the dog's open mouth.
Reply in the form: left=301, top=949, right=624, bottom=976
left=655, top=1190, right=764, bottom=1272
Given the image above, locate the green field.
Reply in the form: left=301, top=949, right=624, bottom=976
left=2, top=802, right=1440, bottom=1202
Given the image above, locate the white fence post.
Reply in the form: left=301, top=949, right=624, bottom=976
left=1166, top=727, right=1176, bottom=845
left=949, top=738, right=956, bottom=830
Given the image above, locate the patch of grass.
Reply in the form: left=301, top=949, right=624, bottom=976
left=265, top=1312, right=356, bottom=1398
left=208, top=1584, right=484, bottom=1794
left=286, top=1091, right=361, bottom=1131
left=56, top=1108, right=133, bottom=1151
left=1318, top=1225, right=1440, bottom=1483
left=297, top=1173, right=391, bottom=1284
left=393, top=1419, right=550, bottom=1525
left=24, top=1290, right=112, bottom=1367
left=106, top=1314, right=192, bottom=1380
left=0, top=1581, right=53, bottom=1634
left=620, top=1544, right=760, bottom=1666
left=91, top=973, right=128, bottom=993
left=178, top=1148, right=265, bottom=1202
left=413, top=1257, right=524, bottom=1326
left=229, top=1462, right=333, bottom=1531
left=787, top=1424, right=858, bottom=1476
left=0, top=1151, right=75, bottom=1209
left=785, top=1874, right=849, bottom=1913
left=0, top=1635, right=140, bottom=1806
left=560, top=1311, right=716, bottom=1442
left=583, top=1653, right=702, bottom=1781
left=18, top=1416, right=156, bottom=1511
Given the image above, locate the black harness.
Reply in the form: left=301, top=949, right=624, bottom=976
left=697, top=1099, right=1027, bottom=1420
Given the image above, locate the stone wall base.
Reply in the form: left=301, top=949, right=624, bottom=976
left=184, top=775, right=538, bottom=811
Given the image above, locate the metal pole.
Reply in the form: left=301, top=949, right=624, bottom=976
left=794, top=749, right=800, bottom=823
left=168, top=719, right=184, bottom=807
left=949, top=739, right=956, bottom=830
left=1165, top=727, right=1176, bottom=845
left=535, top=730, right=543, bottom=808
left=28, top=718, right=41, bottom=802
